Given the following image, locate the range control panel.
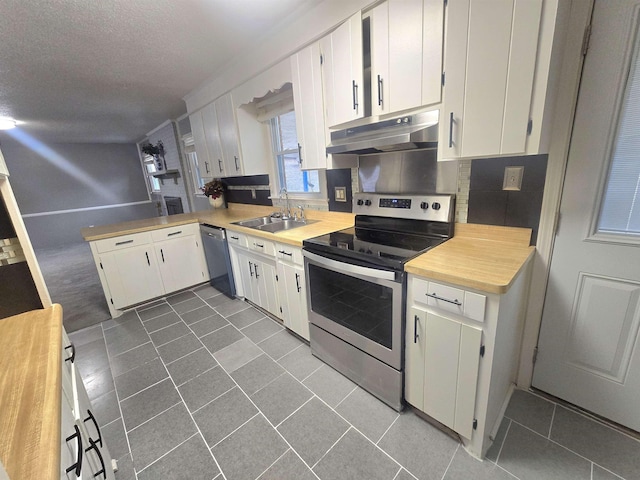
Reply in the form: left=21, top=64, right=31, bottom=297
left=353, top=193, right=454, bottom=222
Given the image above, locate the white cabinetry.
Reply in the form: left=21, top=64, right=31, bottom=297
left=229, top=231, right=279, bottom=317
left=61, top=330, right=115, bottom=480
left=440, top=0, right=545, bottom=160
left=188, top=92, right=243, bottom=178
left=370, top=0, right=444, bottom=116
left=275, top=244, right=309, bottom=341
left=405, top=268, right=531, bottom=458
left=291, top=43, right=327, bottom=170
left=321, top=12, right=365, bottom=127
left=90, top=223, right=208, bottom=317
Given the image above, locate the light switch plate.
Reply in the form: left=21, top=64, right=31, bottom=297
left=334, top=186, right=347, bottom=202
left=503, top=166, right=524, bottom=191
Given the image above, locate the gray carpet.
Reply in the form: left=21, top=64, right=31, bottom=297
left=35, top=242, right=111, bottom=332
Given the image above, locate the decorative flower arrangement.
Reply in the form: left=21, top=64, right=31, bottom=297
left=141, top=142, right=163, bottom=157
left=202, top=179, right=225, bottom=199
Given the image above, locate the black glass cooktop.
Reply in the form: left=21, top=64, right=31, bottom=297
left=303, top=226, right=446, bottom=270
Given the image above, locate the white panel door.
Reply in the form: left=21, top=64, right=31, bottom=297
left=101, top=246, right=164, bottom=309
left=201, top=102, right=225, bottom=177
left=405, top=305, right=427, bottom=409
left=215, top=93, right=243, bottom=176
left=155, top=235, right=205, bottom=294
left=189, top=111, right=213, bottom=181
left=370, top=1, right=390, bottom=116
left=533, top=0, right=640, bottom=431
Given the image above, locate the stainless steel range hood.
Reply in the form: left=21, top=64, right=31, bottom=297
left=326, top=110, right=439, bottom=155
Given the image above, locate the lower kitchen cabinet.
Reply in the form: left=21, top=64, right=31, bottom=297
left=275, top=244, right=309, bottom=341
left=62, top=329, right=115, bottom=479
left=236, top=248, right=279, bottom=318
left=89, top=223, right=208, bottom=318
left=405, top=270, right=530, bottom=458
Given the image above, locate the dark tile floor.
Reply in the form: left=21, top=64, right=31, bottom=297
left=70, top=284, right=639, bottom=480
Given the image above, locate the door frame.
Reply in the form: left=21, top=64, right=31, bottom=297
left=516, top=0, right=595, bottom=387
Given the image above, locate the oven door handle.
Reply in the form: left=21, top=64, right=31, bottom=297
left=303, top=250, right=396, bottom=281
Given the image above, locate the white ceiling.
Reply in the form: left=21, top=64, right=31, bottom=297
left=0, top=0, right=317, bottom=144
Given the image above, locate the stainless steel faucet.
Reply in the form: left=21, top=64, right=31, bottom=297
left=297, top=205, right=306, bottom=222
left=280, top=188, right=291, bottom=219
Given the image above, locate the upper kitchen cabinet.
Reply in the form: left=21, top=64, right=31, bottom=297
left=440, top=0, right=563, bottom=161
left=321, top=12, right=365, bottom=128
left=369, top=0, right=444, bottom=117
left=291, top=42, right=327, bottom=170
left=188, top=92, right=244, bottom=178
left=216, top=93, right=243, bottom=176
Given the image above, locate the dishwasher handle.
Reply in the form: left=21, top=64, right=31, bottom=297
left=200, top=224, right=225, bottom=241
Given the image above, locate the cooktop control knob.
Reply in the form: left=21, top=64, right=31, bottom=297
left=420, top=201, right=429, bottom=210
left=364, top=199, right=372, bottom=206
left=357, top=199, right=364, bottom=206
left=432, top=202, right=441, bottom=210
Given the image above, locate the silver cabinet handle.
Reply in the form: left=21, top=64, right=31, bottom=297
left=234, top=156, right=239, bottom=171
left=205, top=161, right=210, bottom=174
left=352, top=80, right=358, bottom=111
left=414, top=315, right=419, bottom=343
left=248, top=261, right=254, bottom=277
left=218, top=159, right=223, bottom=173
left=295, top=273, right=301, bottom=292
left=448, top=112, right=454, bottom=148
left=377, top=75, right=383, bottom=106
left=297, top=143, right=302, bottom=165
left=425, top=292, right=462, bottom=306
left=254, top=263, right=260, bottom=279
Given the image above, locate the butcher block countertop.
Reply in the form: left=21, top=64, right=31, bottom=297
left=405, top=223, right=535, bottom=294
left=80, top=203, right=355, bottom=247
left=0, top=304, right=63, bottom=480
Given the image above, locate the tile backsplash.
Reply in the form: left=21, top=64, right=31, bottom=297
left=466, top=155, right=548, bottom=245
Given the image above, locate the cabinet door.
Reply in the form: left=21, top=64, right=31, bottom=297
left=440, top=0, right=542, bottom=160
left=291, top=43, right=327, bottom=170
left=255, top=258, right=279, bottom=317
left=323, top=12, right=364, bottom=127
left=101, top=246, right=164, bottom=309
left=277, top=261, right=309, bottom=340
left=155, top=235, right=206, bottom=294
left=387, top=0, right=424, bottom=113
left=405, top=306, right=427, bottom=409
left=421, top=0, right=445, bottom=107
left=238, top=251, right=257, bottom=303
left=423, top=312, right=461, bottom=430
left=202, top=102, right=225, bottom=177
left=215, top=93, right=243, bottom=176
left=454, top=323, right=482, bottom=439
left=189, top=111, right=213, bottom=181
left=370, top=2, right=390, bottom=116
left=60, top=390, right=79, bottom=479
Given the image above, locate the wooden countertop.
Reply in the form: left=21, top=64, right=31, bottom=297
left=0, top=304, right=63, bottom=480
left=405, top=223, right=535, bottom=294
left=81, top=203, right=355, bottom=247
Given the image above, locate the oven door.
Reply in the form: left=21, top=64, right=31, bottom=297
left=303, top=249, right=404, bottom=370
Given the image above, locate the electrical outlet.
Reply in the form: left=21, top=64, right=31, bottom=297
left=334, top=186, right=347, bottom=202
left=503, top=166, right=524, bottom=191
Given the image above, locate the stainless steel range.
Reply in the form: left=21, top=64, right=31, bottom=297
left=303, top=192, right=455, bottom=411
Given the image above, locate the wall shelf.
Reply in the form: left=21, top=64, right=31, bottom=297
left=152, top=169, right=181, bottom=185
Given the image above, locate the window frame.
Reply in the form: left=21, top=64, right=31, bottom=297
left=142, top=154, right=161, bottom=193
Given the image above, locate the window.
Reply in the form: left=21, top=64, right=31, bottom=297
left=142, top=155, right=161, bottom=192
left=597, top=25, right=640, bottom=236
left=269, top=110, right=322, bottom=196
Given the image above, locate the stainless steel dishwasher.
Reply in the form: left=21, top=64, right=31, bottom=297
left=199, top=224, right=236, bottom=298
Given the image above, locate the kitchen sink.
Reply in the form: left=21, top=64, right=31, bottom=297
left=232, top=215, right=317, bottom=233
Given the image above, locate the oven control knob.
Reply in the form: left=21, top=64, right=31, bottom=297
left=432, top=202, right=441, bottom=210
left=420, top=201, right=429, bottom=210
left=357, top=199, right=364, bottom=206
left=364, top=200, right=372, bottom=206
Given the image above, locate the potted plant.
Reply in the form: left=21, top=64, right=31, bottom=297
left=140, top=141, right=166, bottom=170
left=202, top=178, right=225, bottom=208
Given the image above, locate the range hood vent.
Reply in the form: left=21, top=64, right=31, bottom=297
left=326, top=110, right=439, bottom=155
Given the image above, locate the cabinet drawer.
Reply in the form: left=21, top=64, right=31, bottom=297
left=94, top=231, right=152, bottom=253
left=248, top=236, right=275, bottom=256
left=151, top=223, right=198, bottom=242
left=227, top=230, right=248, bottom=248
left=412, top=278, right=486, bottom=322
left=275, top=243, right=303, bottom=265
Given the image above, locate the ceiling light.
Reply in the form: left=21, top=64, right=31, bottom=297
left=0, top=117, right=19, bottom=130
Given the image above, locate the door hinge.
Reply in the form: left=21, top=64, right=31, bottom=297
left=527, top=119, right=533, bottom=135
left=480, top=345, right=485, bottom=357
left=532, top=346, right=539, bottom=364
left=582, top=23, right=592, bottom=56
left=441, top=72, right=445, bottom=87
left=473, top=418, right=478, bottom=430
